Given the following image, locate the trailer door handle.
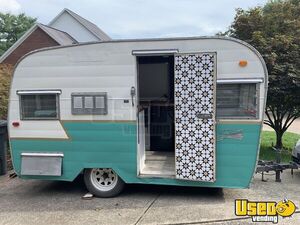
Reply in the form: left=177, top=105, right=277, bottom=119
left=196, top=113, right=213, bottom=119
left=130, top=86, right=136, bottom=107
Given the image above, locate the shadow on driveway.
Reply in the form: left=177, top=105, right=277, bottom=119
left=0, top=175, right=224, bottom=213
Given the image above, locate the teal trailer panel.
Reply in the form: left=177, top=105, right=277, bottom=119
left=10, top=122, right=261, bottom=188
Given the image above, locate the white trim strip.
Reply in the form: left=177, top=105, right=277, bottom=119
left=217, top=78, right=263, bottom=84
left=17, top=90, right=62, bottom=95
left=21, top=152, right=64, bottom=157
left=132, top=49, right=178, bottom=55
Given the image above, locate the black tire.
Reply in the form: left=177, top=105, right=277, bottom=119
left=84, top=168, right=125, bottom=198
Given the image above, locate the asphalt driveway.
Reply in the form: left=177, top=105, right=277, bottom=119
left=0, top=170, right=299, bottom=225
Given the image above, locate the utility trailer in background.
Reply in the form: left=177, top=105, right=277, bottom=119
left=8, top=36, right=268, bottom=197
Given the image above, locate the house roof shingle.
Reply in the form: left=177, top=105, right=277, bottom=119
left=39, top=24, right=78, bottom=45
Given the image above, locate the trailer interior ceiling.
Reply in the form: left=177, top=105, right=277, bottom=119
left=137, top=55, right=175, bottom=177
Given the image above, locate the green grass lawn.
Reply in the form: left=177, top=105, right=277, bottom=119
left=259, top=131, right=300, bottom=162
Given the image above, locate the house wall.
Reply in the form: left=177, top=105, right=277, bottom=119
left=2, top=27, right=59, bottom=66
left=50, top=12, right=99, bottom=42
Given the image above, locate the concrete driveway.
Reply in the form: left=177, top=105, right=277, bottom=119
left=0, top=170, right=299, bottom=225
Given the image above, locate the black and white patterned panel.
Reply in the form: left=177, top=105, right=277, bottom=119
left=174, top=53, right=216, bottom=182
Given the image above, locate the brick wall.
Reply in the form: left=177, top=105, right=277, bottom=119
left=2, top=27, right=59, bottom=66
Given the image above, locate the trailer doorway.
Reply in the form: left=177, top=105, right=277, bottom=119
left=137, top=55, right=175, bottom=177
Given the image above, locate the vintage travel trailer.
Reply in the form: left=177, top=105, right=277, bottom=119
left=8, top=36, right=268, bottom=197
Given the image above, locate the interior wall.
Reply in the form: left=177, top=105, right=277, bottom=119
left=138, top=56, right=174, bottom=103
left=137, top=55, right=175, bottom=152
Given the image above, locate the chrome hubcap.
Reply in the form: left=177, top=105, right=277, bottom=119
left=90, top=168, right=118, bottom=191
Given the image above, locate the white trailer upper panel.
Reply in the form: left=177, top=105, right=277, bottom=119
left=9, top=36, right=267, bottom=139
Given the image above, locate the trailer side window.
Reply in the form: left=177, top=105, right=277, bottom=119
left=216, top=83, right=258, bottom=119
left=71, top=93, right=107, bottom=115
left=20, top=94, right=59, bottom=120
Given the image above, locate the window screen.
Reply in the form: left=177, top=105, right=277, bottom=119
left=71, top=93, right=107, bottom=115
left=216, top=83, right=258, bottom=118
left=20, top=94, right=59, bottom=120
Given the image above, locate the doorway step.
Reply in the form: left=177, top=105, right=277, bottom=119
left=140, top=151, right=175, bottom=178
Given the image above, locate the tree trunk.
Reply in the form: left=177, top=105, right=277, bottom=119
left=275, top=131, right=283, bottom=149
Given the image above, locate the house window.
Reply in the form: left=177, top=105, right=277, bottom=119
left=19, top=92, right=60, bottom=120
left=216, top=83, right=258, bottom=118
left=71, top=92, right=107, bottom=115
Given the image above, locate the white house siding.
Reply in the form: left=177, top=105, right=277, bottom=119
left=50, top=12, right=99, bottom=42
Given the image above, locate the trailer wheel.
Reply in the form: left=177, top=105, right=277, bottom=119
left=84, top=168, right=125, bottom=198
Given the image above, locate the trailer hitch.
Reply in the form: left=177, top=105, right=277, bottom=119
left=256, top=160, right=298, bottom=182
left=256, top=147, right=299, bottom=182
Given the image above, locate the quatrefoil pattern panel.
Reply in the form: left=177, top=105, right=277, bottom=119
left=174, top=53, right=216, bottom=182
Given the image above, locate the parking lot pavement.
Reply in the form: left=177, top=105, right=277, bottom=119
left=0, top=170, right=299, bottom=225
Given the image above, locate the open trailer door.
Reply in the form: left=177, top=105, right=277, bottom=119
left=174, top=53, right=216, bottom=182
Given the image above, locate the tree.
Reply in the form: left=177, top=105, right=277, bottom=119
left=222, top=0, right=300, bottom=149
left=0, top=64, right=12, bottom=119
left=0, top=13, right=36, bottom=56
left=0, top=13, right=36, bottom=119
